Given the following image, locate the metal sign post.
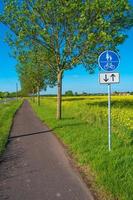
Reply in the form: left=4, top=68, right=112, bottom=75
left=108, top=84, right=111, bottom=151
left=98, top=50, right=120, bottom=151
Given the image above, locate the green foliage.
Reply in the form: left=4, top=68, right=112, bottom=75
left=1, top=0, right=133, bottom=72
left=0, top=100, right=22, bottom=154
left=16, top=46, right=56, bottom=95
left=0, top=91, right=22, bottom=98
left=65, top=90, right=74, bottom=96
left=0, top=92, right=9, bottom=98
left=31, top=95, right=133, bottom=200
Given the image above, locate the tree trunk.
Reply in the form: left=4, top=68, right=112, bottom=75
left=57, top=71, right=62, bottom=120
left=37, top=86, right=40, bottom=106
left=32, top=89, right=35, bottom=103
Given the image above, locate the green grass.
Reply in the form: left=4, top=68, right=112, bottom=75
left=0, top=100, right=22, bottom=154
left=30, top=96, right=133, bottom=200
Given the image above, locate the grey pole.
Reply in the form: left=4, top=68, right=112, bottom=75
left=16, top=83, right=18, bottom=100
left=108, top=84, right=111, bottom=151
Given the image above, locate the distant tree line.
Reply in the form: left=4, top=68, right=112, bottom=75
left=64, top=90, right=133, bottom=96
left=1, top=90, right=132, bottom=99
left=0, top=91, right=21, bottom=98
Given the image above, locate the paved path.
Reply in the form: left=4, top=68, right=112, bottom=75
left=0, top=100, right=94, bottom=200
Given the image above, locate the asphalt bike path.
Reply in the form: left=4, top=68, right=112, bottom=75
left=0, top=100, right=94, bottom=200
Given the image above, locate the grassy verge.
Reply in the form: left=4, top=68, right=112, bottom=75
left=30, top=96, right=133, bottom=200
left=0, top=100, right=22, bottom=154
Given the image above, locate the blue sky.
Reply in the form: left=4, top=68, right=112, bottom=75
left=0, top=3, right=133, bottom=94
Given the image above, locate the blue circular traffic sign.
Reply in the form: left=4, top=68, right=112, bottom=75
left=98, top=50, right=120, bottom=72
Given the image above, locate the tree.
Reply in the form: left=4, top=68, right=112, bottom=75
left=75, top=92, right=78, bottom=96
left=65, top=90, right=74, bottom=96
left=82, top=92, right=88, bottom=96
left=17, top=46, right=56, bottom=105
left=0, top=92, right=4, bottom=98
left=1, top=0, right=133, bottom=119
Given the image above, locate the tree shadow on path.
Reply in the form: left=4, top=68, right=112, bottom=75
left=8, top=121, right=87, bottom=141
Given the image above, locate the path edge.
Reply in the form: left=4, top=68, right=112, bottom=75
left=6, top=100, right=24, bottom=151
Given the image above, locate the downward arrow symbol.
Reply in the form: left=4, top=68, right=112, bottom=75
left=104, top=74, right=109, bottom=82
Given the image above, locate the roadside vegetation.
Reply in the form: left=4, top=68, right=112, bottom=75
left=31, top=95, right=133, bottom=200
left=0, top=100, right=22, bottom=154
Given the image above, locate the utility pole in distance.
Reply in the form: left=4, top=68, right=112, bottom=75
left=16, top=82, right=18, bottom=100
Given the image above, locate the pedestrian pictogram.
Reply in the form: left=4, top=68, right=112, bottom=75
left=98, top=50, right=120, bottom=72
